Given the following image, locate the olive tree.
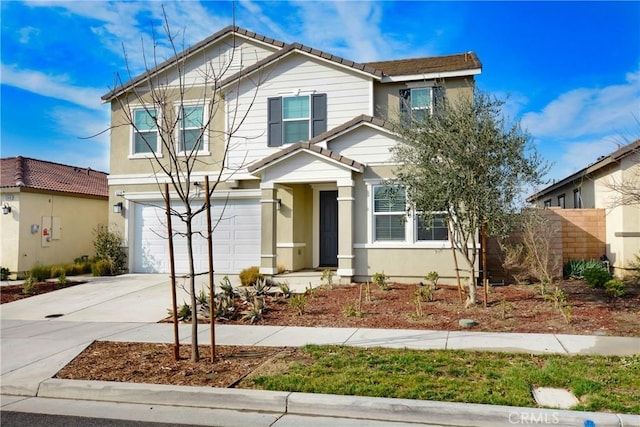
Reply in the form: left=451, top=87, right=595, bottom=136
left=391, top=88, right=548, bottom=306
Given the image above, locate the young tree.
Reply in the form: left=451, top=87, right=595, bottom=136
left=106, top=15, right=259, bottom=361
left=391, top=88, right=548, bottom=306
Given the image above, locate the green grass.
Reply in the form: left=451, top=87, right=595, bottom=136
left=245, top=345, right=640, bottom=413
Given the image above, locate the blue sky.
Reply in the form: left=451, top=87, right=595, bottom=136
left=1, top=1, right=638, bottom=185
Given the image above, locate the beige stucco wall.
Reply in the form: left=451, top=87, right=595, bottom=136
left=373, top=76, right=475, bottom=121
left=0, top=190, right=20, bottom=274
left=0, top=189, right=107, bottom=276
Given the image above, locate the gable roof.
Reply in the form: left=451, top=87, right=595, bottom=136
left=309, top=114, right=394, bottom=145
left=248, top=114, right=392, bottom=174
left=0, top=157, right=108, bottom=198
left=101, top=26, right=286, bottom=102
left=248, top=142, right=363, bottom=174
left=364, top=52, right=482, bottom=77
left=527, top=139, right=640, bottom=202
left=220, top=43, right=383, bottom=89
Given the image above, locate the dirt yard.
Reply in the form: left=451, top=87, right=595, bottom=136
left=53, top=279, right=639, bottom=387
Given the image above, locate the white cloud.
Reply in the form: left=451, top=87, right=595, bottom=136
left=521, top=70, right=640, bottom=140
left=1, top=64, right=105, bottom=110
left=17, top=26, right=39, bottom=44
left=288, top=1, right=393, bottom=62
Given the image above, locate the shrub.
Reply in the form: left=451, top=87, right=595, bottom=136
left=563, top=259, right=602, bottom=280
left=50, top=265, right=66, bottom=278
left=0, top=266, right=10, bottom=280
left=93, top=227, right=126, bottom=275
left=288, top=294, right=308, bottom=315
left=57, top=272, right=69, bottom=286
left=321, top=269, right=335, bottom=287
left=372, top=272, right=389, bottom=290
left=278, top=282, right=292, bottom=298
left=604, top=279, right=626, bottom=297
left=22, top=276, right=36, bottom=295
left=239, top=266, right=263, bottom=286
left=276, top=263, right=287, bottom=274
left=425, top=271, right=439, bottom=287
left=92, top=259, right=113, bottom=277
left=583, top=266, right=613, bottom=288
left=30, top=264, right=52, bottom=282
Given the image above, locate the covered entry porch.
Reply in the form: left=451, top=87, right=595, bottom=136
left=248, top=142, right=363, bottom=283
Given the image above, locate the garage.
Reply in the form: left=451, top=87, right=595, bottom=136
left=132, top=199, right=261, bottom=274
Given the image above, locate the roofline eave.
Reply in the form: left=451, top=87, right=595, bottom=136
left=379, top=68, right=482, bottom=83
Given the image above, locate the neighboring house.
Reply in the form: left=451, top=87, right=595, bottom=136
left=527, top=140, right=640, bottom=276
left=103, top=26, right=481, bottom=282
left=0, top=157, right=109, bottom=277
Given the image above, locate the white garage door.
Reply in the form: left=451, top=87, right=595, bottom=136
left=133, top=199, right=261, bottom=274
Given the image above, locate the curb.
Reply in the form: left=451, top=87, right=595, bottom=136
left=36, top=379, right=640, bottom=427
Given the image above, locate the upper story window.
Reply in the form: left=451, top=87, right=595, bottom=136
left=268, top=93, right=327, bottom=146
left=132, top=108, right=159, bottom=155
left=178, top=105, right=205, bottom=153
left=283, top=96, right=310, bottom=144
left=399, top=86, right=444, bottom=122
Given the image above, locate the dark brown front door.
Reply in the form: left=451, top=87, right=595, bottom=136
left=319, top=190, right=338, bottom=267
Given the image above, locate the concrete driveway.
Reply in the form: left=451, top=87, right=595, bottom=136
left=0, top=274, right=195, bottom=323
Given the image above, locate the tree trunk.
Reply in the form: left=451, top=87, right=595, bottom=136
left=185, top=218, right=199, bottom=362
left=465, top=264, right=478, bottom=307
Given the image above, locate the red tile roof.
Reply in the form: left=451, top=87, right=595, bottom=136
left=0, top=157, right=108, bottom=198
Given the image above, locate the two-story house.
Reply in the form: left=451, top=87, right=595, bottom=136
left=103, top=26, right=481, bottom=283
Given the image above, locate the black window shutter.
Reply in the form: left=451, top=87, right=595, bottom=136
left=311, top=93, right=327, bottom=137
left=433, top=86, right=445, bottom=115
left=399, top=89, right=411, bottom=113
left=267, top=97, right=283, bottom=147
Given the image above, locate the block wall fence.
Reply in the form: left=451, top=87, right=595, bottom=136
left=485, top=208, right=606, bottom=283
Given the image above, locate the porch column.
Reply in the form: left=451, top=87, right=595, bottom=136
left=260, top=184, right=278, bottom=276
left=337, top=178, right=355, bottom=283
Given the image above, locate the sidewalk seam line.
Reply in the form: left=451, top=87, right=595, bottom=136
left=253, top=326, right=288, bottom=346
left=342, top=328, right=360, bottom=345
left=553, top=334, right=570, bottom=355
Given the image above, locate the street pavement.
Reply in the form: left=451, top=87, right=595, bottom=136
left=1, top=274, right=639, bottom=427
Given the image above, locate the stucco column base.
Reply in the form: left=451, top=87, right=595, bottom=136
left=260, top=187, right=278, bottom=276
left=337, top=183, right=354, bottom=283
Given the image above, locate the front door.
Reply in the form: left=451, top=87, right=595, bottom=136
left=319, top=190, right=338, bottom=267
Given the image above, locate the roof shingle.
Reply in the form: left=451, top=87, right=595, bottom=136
left=0, top=157, right=108, bottom=198
left=364, top=52, right=482, bottom=76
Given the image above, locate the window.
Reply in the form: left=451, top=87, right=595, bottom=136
left=558, top=194, right=565, bottom=209
left=373, top=186, right=406, bottom=241
left=283, top=96, right=309, bottom=144
left=267, top=93, right=326, bottom=146
left=573, top=189, right=582, bottom=208
left=543, top=199, right=552, bottom=208
left=399, top=87, right=444, bottom=121
left=132, top=108, right=158, bottom=154
left=416, top=214, right=449, bottom=241
left=178, top=105, right=205, bottom=153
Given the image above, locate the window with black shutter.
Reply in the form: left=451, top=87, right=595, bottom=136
left=267, top=93, right=327, bottom=146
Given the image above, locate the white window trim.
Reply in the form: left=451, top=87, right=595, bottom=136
left=129, top=106, right=163, bottom=159
left=175, top=102, right=211, bottom=156
left=407, top=87, right=434, bottom=116
left=282, top=94, right=311, bottom=144
left=415, top=212, right=449, bottom=243
left=367, top=182, right=451, bottom=248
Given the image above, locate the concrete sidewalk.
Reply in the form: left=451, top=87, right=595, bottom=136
left=1, top=274, right=639, bottom=426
